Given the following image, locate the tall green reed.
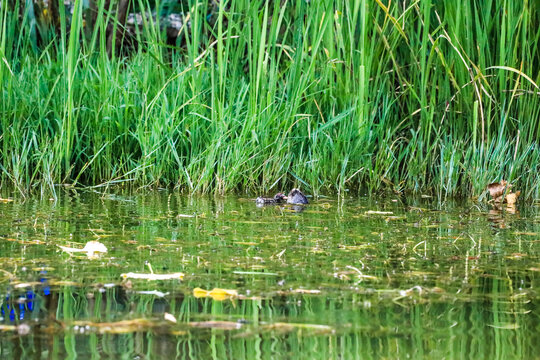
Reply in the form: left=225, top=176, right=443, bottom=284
left=0, top=0, right=539, bottom=198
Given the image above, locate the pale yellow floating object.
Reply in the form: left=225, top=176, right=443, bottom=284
left=193, top=287, right=238, bottom=301
left=0, top=325, right=16, bottom=332
left=121, top=272, right=184, bottom=281
left=290, top=289, right=321, bottom=294
left=14, top=282, right=42, bottom=288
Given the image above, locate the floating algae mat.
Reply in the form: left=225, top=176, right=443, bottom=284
left=0, top=191, right=539, bottom=358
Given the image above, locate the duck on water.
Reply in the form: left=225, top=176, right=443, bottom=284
left=255, top=193, right=287, bottom=205
left=255, top=189, right=308, bottom=205
left=286, top=188, right=309, bottom=204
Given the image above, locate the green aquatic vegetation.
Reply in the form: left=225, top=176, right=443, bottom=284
left=0, top=192, right=539, bottom=358
left=1, top=1, right=540, bottom=198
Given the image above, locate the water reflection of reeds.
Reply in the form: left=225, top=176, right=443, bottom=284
left=0, top=281, right=537, bottom=359
left=0, top=193, right=539, bottom=358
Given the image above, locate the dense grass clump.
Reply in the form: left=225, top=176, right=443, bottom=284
left=1, top=0, right=539, bottom=198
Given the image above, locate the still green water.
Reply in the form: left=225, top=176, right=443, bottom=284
left=0, top=191, right=539, bottom=359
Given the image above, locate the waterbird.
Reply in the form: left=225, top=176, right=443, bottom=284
left=286, top=188, right=309, bottom=205
left=255, top=193, right=287, bottom=205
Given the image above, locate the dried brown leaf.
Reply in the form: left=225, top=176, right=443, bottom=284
left=506, top=191, right=520, bottom=206
left=487, top=180, right=510, bottom=199
left=493, top=195, right=504, bottom=203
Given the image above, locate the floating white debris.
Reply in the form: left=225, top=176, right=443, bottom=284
left=137, top=290, right=170, bottom=297
left=58, top=241, right=107, bottom=258
left=164, top=313, right=177, bottom=323
left=121, top=272, right=185, bottom=281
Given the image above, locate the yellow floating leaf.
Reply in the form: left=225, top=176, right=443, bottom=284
left=170, top=330, right=188, bottom=335
left=208, top=288, right=238, bottom=301
left=193, top=287, right=238, bottom=301
left=193, top=287, right=209, bottom=298
left=0, top=198, right=14, bottom=203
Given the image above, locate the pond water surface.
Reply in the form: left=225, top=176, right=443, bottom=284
left=0, top=190, right=539, bottom=359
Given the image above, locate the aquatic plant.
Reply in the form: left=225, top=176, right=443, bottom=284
left=1, top=0, right=539, bottom=198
